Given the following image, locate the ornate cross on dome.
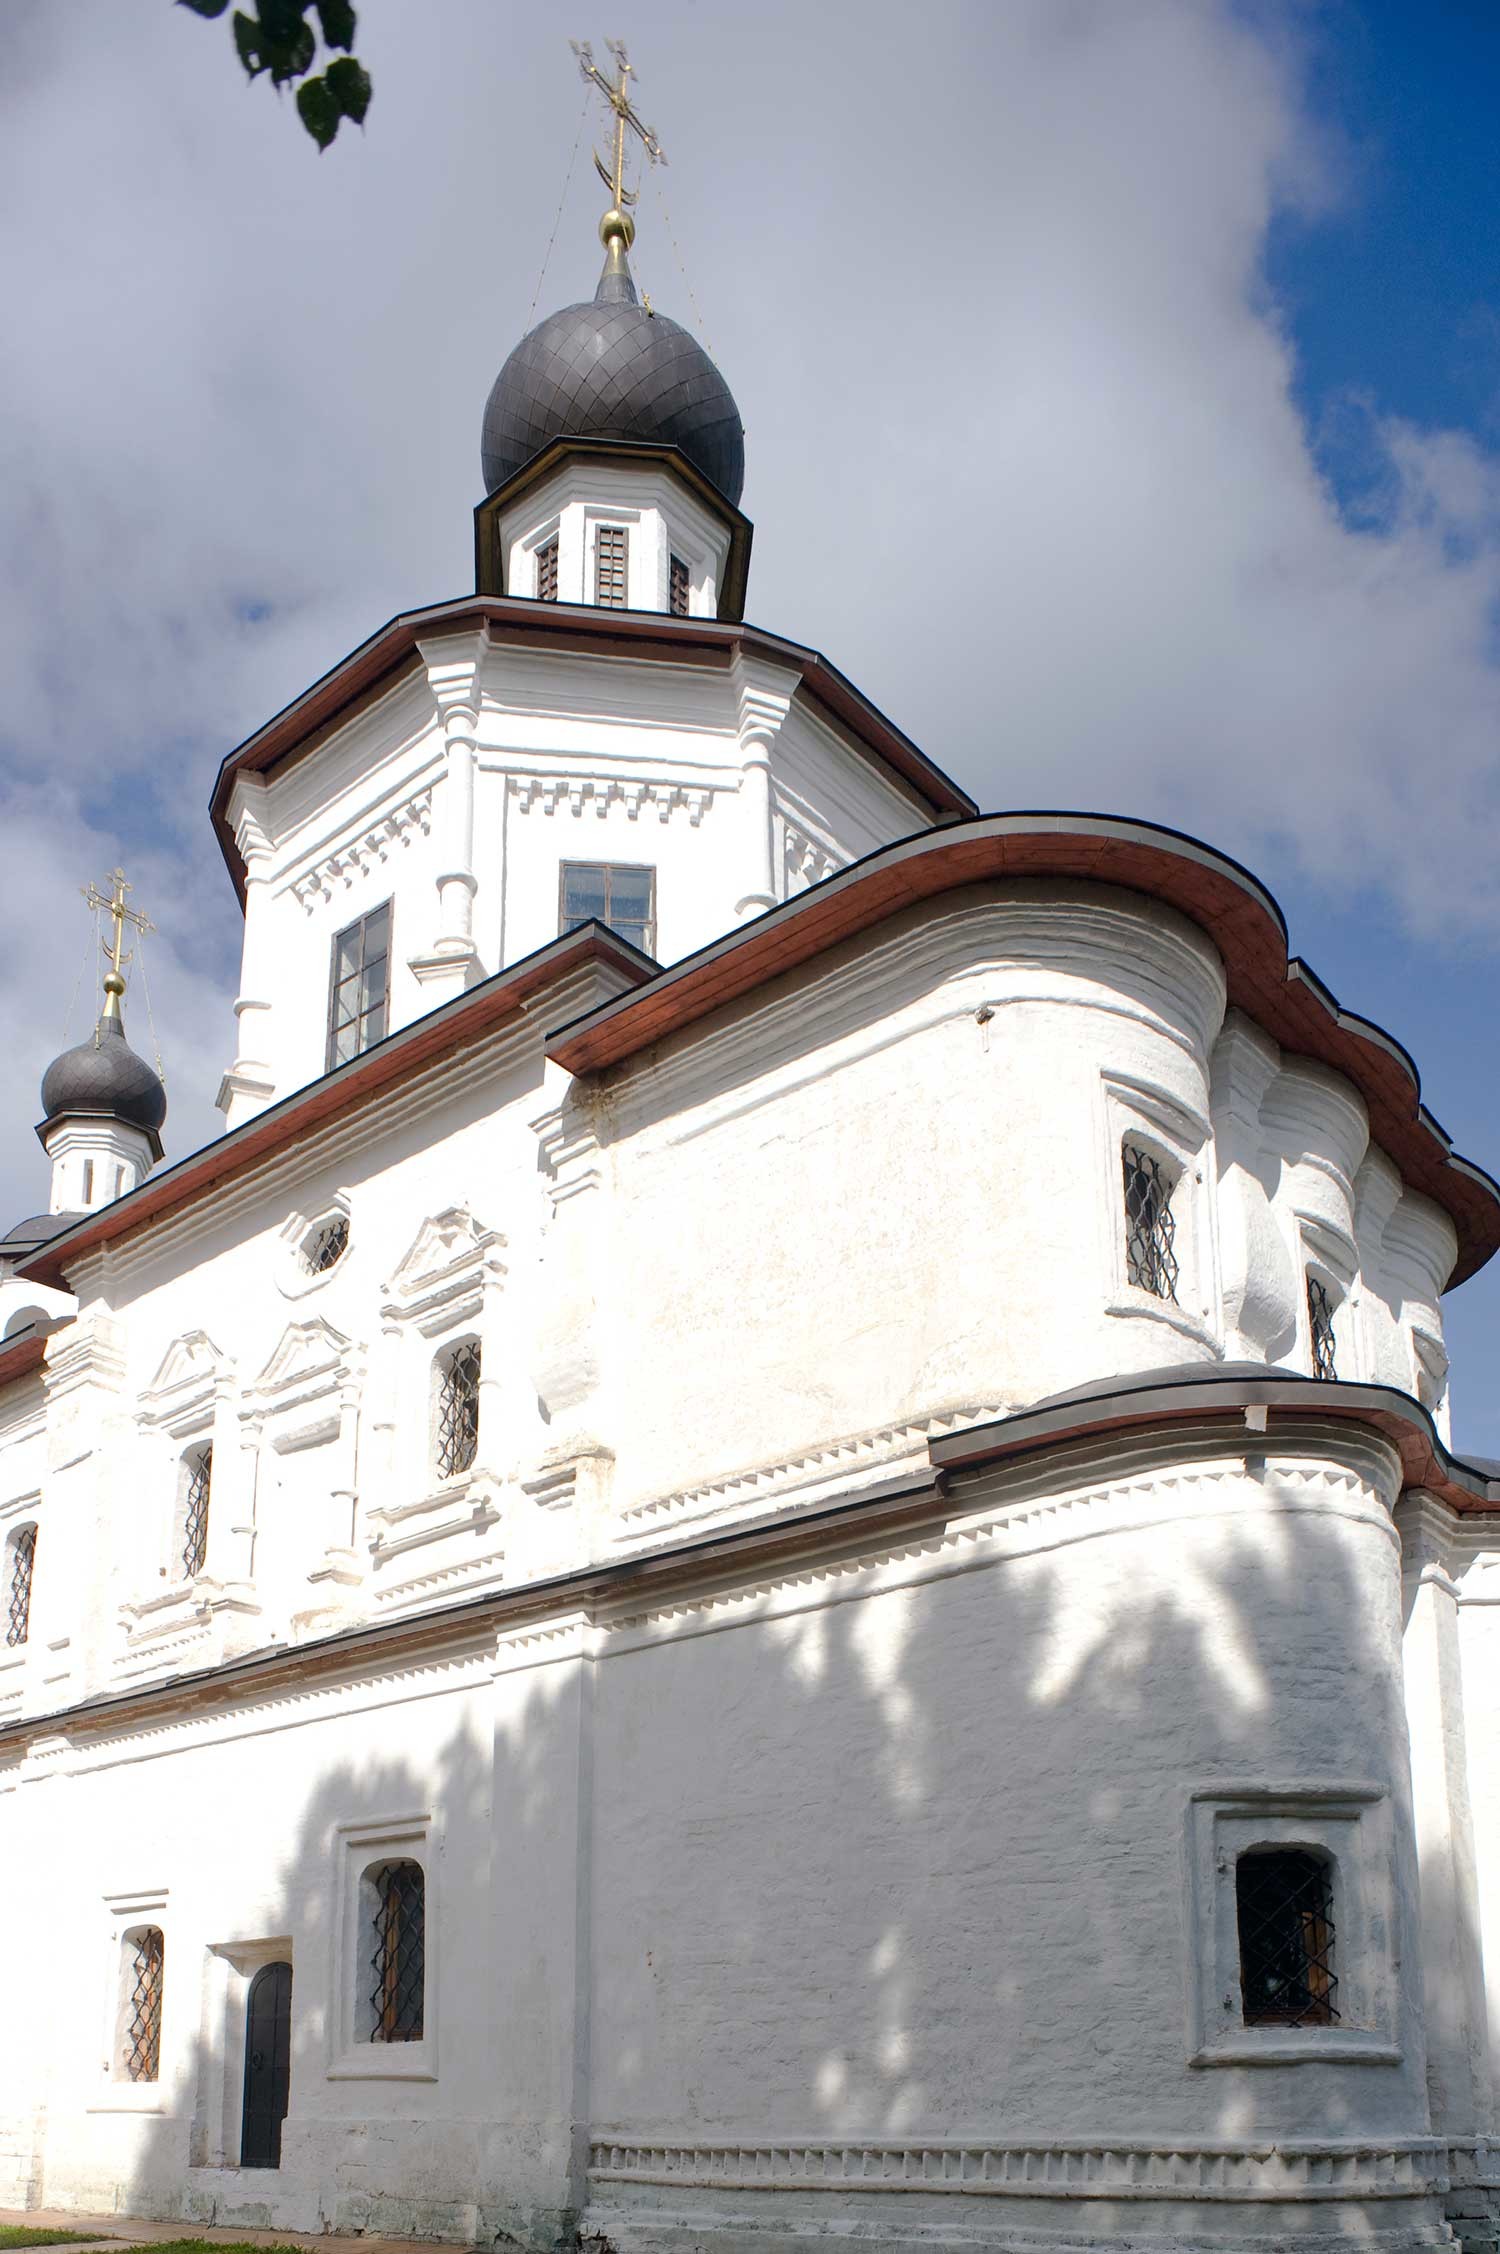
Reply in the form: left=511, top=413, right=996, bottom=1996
left=82, top=868, right=153, bottom=1021
left=570, top=39, right=666, bottom=249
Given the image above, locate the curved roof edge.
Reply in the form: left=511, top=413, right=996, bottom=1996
left=544, top=809, right=1500, bottom=1287
left=930, top=1362, right=1500, bottom=1515
left=207, top=596, right=977, bottom=904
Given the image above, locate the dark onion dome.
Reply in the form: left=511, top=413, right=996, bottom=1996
left=1, top=1211, right=85, bottom=1258
left=41, top=996, right=166, bottom=1137
left=480, top=239, right=745, bottom=507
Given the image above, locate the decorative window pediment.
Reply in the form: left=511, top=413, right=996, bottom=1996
left=246, top=1317, right=352, bottom=1415
left=137, top=1330, right=228, bottom=1435
left=382, top=1208, right=505, bottom=1336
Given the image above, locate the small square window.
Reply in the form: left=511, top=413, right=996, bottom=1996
left=559, top=861, right=656, bottom=955
left=326, top=903, right=391, bottom=1072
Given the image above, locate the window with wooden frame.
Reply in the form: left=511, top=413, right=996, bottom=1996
left=1306, top=1273, right=1339, bottom=1381
left=1121, top=1141, right=1180, bottom=1302
left=535, top=537, right=559, bottom=603
left=594, top=522, right=628, bottom=608
left=6, top=1524, right=35, bottom=1648
left=122, top=1925, right=166, bottom=2081
left=559, top=861, right=656, bottom=955
left=326, top=902, right=392, bottom=1072
left=669, top=553, right=690, bottom=617
left=1236, top=1848, right=1338, bottom=2026
left=180, top=1445, right=212, bottom=1579
left=367, top=1860, right=424, bottom=2043
left=433, top=1340, right=481, bottom=1481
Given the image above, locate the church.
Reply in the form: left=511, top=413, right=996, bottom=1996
left=3, top=46, right=1500, bottom=2254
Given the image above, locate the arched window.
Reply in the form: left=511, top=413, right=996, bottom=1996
left=1236, top=1847, right=1337, bottom=2026
left=434, top=1340, right=481, bottom=1480
left=6, top=1525, right=36, bottom=1648
left=180, top=1445, right=213, bottom=1579
left=1306, top=1273, right=1339, bottom=1381
left=1121, top=1141, right=1180, bottom=1302
left=121, top=1925, right=166, bottom=2081
left=365, top=1860, right=424, bottom=2043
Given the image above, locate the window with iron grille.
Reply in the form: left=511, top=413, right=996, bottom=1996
left=301, top=1212, right=350, bottom=1276
left=536, top=537, right=559, bottom=602
left=180, top=1446, right=212, bottom=1579
left=1122, top=1143, right=1180, bottom=1302
left=594, top=523, right=628, bottom=608
left=669, top=553, right=690, bottom=617
left=368, top=1860, right=424, bottom=2042
left=123, top=1926, right=165, bottom=2081
left=1307, top=1273, right=1338, bottom=1381
left=326, top=902, right=392, bottom=1072
left=1236, top=1848, right=1338, bottom=2026
left=559, top=861, right=656, bottom=955
left=434, top=1341, right=481, bottom=1480
left=6, top=1525, right=35, bottom=1648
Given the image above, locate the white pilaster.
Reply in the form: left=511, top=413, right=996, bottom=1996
left=217, top=776, right=279, bottom=1128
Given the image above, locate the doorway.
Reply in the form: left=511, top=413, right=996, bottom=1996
left=240, top=1959, right=292, bottom=2168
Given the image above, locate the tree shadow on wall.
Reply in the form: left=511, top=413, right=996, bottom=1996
left=107, top=1421, right=1467, bottom=2250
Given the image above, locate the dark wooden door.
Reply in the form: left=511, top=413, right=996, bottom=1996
left=240, top=1961, right=292, bottom=2168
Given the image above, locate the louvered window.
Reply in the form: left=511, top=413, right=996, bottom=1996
left=1236, top=1849, right=1338, bottom=2026
left=181, top=1446, right=212, bottom=1579
left=536, top=538, right=559, bottom=602
left=594, top=523, right=628, bottom=608
left=669, top=553, right=690, bottom=617
left=1122, top=1143, right=1180, bottom=1302
left=435, top=1341, right=481, bottom=1480
left=6, top=1526, right=35, bottom=1648
left=1307, top=1274, right=1338, bottom=1381
left=559, top=861, right=656, bottom=955
left=369, top=1861, right=424, bottom=2042
left=124, top=1927, right=165, bottom=2082
left=327, top=902, right=392, bottom=1072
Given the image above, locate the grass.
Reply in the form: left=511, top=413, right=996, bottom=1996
left=0, top=2235, right=114, bottom=2248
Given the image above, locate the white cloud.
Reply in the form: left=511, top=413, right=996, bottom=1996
left=2, top=0, right=1499, bottom=1412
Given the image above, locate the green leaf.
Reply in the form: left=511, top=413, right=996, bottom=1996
left=315, top=0, right=357, bottom=52
left=264, top=20, right=317, bottom=84
left=296, top=72, right=342, bottom=149
left=176, top=0, right=233, bottom=17
left=325, top=54, right=371, bottom=123
left=257, top=0, right=309, bottom=40
left=231, top=9, right=263, bottom=74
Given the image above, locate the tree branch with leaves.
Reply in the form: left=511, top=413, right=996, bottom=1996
left=178, top=0, right=372, bottom=150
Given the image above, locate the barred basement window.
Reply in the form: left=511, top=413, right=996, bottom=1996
left=669, top=553, right=690, bottom=617
left=6, top=1525, right=35, bottom=1648
left=594, top=523, right=628, bottom=608
left=1236, top=1848, right=1338, bottom=2027
left=326, top=902, right=392, bottom=1072
left=536, top=537, right=559, bottom=602
left=1307, top=1274, right=1339, bottom=1382
left=1122, top=1143, right=1180, bottom=1302
left=301, top=1213, right=350, bottom=1276
left=435, top=1341, right=481, bottom=1479
left=180, top=1446, right=212, bottom=1579
left=369, top=1860, right=424, bottom=2042
left=124, top=1927, right=165, bottom=2082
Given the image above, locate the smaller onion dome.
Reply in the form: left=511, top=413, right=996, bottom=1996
left=41, top=981, right=166, bottom=1138
left=1, top=1212, right=85, bottom=1259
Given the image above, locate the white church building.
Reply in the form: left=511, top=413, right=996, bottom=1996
left=3, top=79, right=1500, bottom=2254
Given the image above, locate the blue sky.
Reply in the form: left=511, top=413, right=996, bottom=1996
left=2, top=0, right=1500, bottom=1447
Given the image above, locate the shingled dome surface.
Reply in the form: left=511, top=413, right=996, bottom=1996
left=41, top=1013, right=166, bottom=1135
left=480, top=252, right=745, bottom=507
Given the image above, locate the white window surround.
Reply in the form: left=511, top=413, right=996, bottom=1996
left=90, top=1887, right=170, bottom=2114
left=1298, top=1217, right=1359, bottom=1383
left=276, top=1192, right=354, bottom=1300
left=1184, top=1783, right=1399, bottom=2067
left=327, top=1813, right=437, bottom=2081
left=1101, top=1071, right=1218, bottom=1347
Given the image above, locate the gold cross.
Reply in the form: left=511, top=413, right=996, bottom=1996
left=570, top=39, right=666, bottom=233
left=82, top=868, right=154, bottom=1016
